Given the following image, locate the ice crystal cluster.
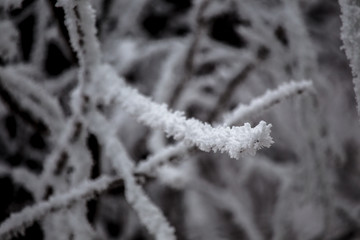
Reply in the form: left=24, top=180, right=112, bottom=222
left=0, top=0, right=359, bottom=240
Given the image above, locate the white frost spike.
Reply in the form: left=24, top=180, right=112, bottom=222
left=240, top=121, right=273, bottom=156
left=224, top=80, right=313, bottom=125
left=95, top=64, right=273, bottom=159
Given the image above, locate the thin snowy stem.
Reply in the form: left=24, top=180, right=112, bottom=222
left=0, top=67, right=64, bottom=134
left=0, top=165, right=40, bottom=194
left=31, top=0, right=49, bottom=67
left=40, top=0, right=102, bottom=195
left=57, top=0, right=101, bottom=71
left=0, top=176, right=118, bottom=240
left=136, top=142, right=189, bottom=175
left=223, top=80, right=314, bottom=125
left=88, top=111, right=176, bottom=240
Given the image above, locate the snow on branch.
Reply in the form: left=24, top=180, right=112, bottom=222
left=137, top=81, right=312, bottom=174
left=223, top=80, right=314, bottom=125
left=339, top=0, right=360, bottom=118
left=0, top=67, right=64, bottom=133
left=95, top=64, right=274, bottom=159
left=0, top=176, right=116, bottom=240
left=0, top=67, right=64, bottom=121
left=88, top=112, right=176, bottom=240
left=56, top=0, right=101, bottom=69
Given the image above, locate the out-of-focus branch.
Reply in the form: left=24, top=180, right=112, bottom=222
left=0, top=68, right=57, bottom=134
left=0, top=67, right=64, bottom=133
left=88, top=111, right=177, bottom=240
left=223, top=80, right=314, bottom=125
left=0, top=175, right=122, bottom=240
left=40, top=0, right=102, bottom=193
left=207, top=63, right=255, bottom=122
left=169, top=0, right=211, bottom=107
left=47, top=0, right=77, bottom=64
left=339, top=0, right=360, bottom=119
left=0, top=0, right=23, bottom=10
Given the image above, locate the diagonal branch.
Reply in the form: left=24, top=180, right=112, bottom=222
left=0, top=176, right=121, bottom=240
left=339, top=0, right=360, bottom=119
left=223, top=80, right=313, bottom=125
left=95, top=64, right=274, bottom=159
left=137, top=80, right=312, bottom=174
left=88, top=112, right=176, bottom=240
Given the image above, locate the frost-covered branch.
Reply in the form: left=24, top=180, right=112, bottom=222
left=339, top=0, right=360, bottom=118
left=0, top=176, right=117, bottom=240
left=95, top=64, right=273, bottom=159
left=88, top=112, right=176, bottom=240
left=39, top=0, right=102, bottom=194
left=0, top=20, right=19, bottom=61
left=0, top=67, right=64, bottom=133
left=56, top=0, right=101, bottom=71
left=0, top=165, right=40, bottom=194
left=223, top=80, right=313, bottom=125
left=31, top=0, right=49, bottom=67
left=138, top=81, right=311, bottom=174
left=138, top=80, right=312, bottom=175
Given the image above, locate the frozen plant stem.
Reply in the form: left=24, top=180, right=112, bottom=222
left=137, top=80, right=313, bottom=175
left=223, top=80, right=314, bottom=125
left=39, top=0, right=102, bottom=190
left=0, top=176, right=118, bottom=240
left=136, top=142, right=189, bottom=174
left=88, top=112, right=176, bottom=240
left=95, top=64, right=274, bottom=159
